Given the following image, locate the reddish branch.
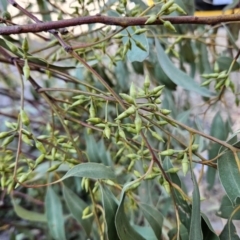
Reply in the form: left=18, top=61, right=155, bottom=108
left=0, top=14, right=240, bottom=35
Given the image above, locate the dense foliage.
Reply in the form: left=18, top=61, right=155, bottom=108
left=0, top=0, right=240, bottom=239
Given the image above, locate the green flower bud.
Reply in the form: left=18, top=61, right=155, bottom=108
left=119, top=93, right=135, bottom=104
left=20, top=110, right=30, bottom=126
left=82, top=206, right=91, bottom=217
left=157, top=121, right=168, bottom=126
left=130, top=82, right=137, bottom=99
left=134, top=112, right=142, bottom=134
left=166, top=167, right=180, bottom=173
left=160, top=0, right=174, bottom=13
left=163, top=179, right=170, bottom=194
left=182, top=153, right=189, bottom=176
left=103, top=124, right=111, bottom=139
left=151, top=131, right=165, bottom=142
left=133, top=170, right=141, bottom=178
left=201, top=79, right=212, bottom=86
left=144, top=74, right=151, bottom=91
left=35, top=140, right=46, bottom=154
left=22, top=37, right=29, bottom=53
left=119, top=127, right=126, bottom=140
left=22, top=134, right=33, bottom=146
left=163, top=21, right=176, bottom=32
left=113, top=34, right=125, bottom=39
left=134, top=28, right=147, bottom=35
left=47, top=163, right=61, bottom=172
left=145, top=14, right=158, bottom=24
left=150, top=85, right=165, bottom=95
left=175, top=5, right=187, bottom=15
left=1, top=174, right=6, bottom=189
left=191, top=144, right=199, bottom=151
left=126, top=181, right=141, bottom=192
left=115, top=106, right=136, bottom=120
left=144, top=173, right=160, bottom=180
left=217, top=71, right=228, bottom=80
left=126, top=127, right=137, bottom=134
left=35, top=154, right=45, bottom=166
left=160, top=149, right=175, bottom=156
left=23, top=60, right=30, bottom=80
left=160, top=109, right=171, bottom=115
left=135, top=40, right=147, bottom=51
left=1, top=135, right=14, bottom=147
left=89, top=101, right=96, bottom=118
left=87, top=118, right=103, bottom=124
left=0, top=132, right=11, bottom=139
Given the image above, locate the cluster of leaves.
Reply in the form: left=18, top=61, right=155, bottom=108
left=0, top=0, right=240, bottom=239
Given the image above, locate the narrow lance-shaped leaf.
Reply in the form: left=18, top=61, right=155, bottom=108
left=45, top=187, right=66, bottom=240
left=139, top=203, right=163, bottom=239
left=12, top=198, right=47, bottom=222
left=189, top=169, right=203, bottom=240
left=155, top=37, right=213, bottom=97
left=62, top=184, right=92, bottom=236
left=100, top=184, right=120, bottom=240
left=207, top=112, right=227, bottom=189
left=218, top=151, right=240, bottom=205
left=115, top=183, right=145, bottom=240
left=60, top=162, right=116, bottom=181
left=219, top=220, right=240, bottom=240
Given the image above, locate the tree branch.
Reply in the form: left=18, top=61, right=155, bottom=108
left=1, top=14, right=240, bottom=35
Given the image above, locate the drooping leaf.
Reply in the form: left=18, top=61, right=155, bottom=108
left=45, top=187, right=66, bottom=240
left=163, top=157, right=191, bottom=232
left=122, top=27, right=149, bottom=62
left=62, top=184, right=92, bottom=236
left=189, top=169, right=203, bottom=240
left=61, top=162, right=116, bottom=181
left=139, top=203, right=163, bottom=239
left=217, top=195, right=240, bottom=220
left=201, top=213, right=219, bottom=240
left=218, top=151, right=240, bottom=205
left=115, top=183, right=145, bottom=240
left=100, top=184, right=119, bottom=240
left=207, top=112, right=227, bottom=189
left=12, top=199, right=47, bottom=222
left=155, top=38, right=213, bottom=97
left=219, top=220, right=240, bottom=240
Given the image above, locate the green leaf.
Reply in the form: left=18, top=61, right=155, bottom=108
left=201, top=213, right=219, bottom=240
left=189, top=170, right=203, bottom=240
left=132, top=226, right=158, bottom=240
left=45, top=187, right=66, bottom=240
left=219, top=220, right=240, bottom=240
left=168, top=224, right=188, bottom=240
left=62, top=184, right=92, bottom=236
left=115, top=183, right=145, bottom=240
left=155, top=38, right=213, bottom=97
left=61, top=162, right=116, bottom=181
left=217, top=195, right=240, bottom=220
left=163, top=157, right=191, bottom=231
left=217, top=56, right=240, bottom=72
left=122, top=27, right=149, bottom=62
left=218, top=151, right=240, bottom=205
left=207, top=112, right=227, bottom=189
left=139, top=203, right=163, bottom=239
left=100, top=184, right=120, bottom=240
left=12, top=199, right=47, bottom=222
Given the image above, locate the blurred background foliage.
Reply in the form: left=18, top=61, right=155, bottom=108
left=0, top=0, right=240, bottom=239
